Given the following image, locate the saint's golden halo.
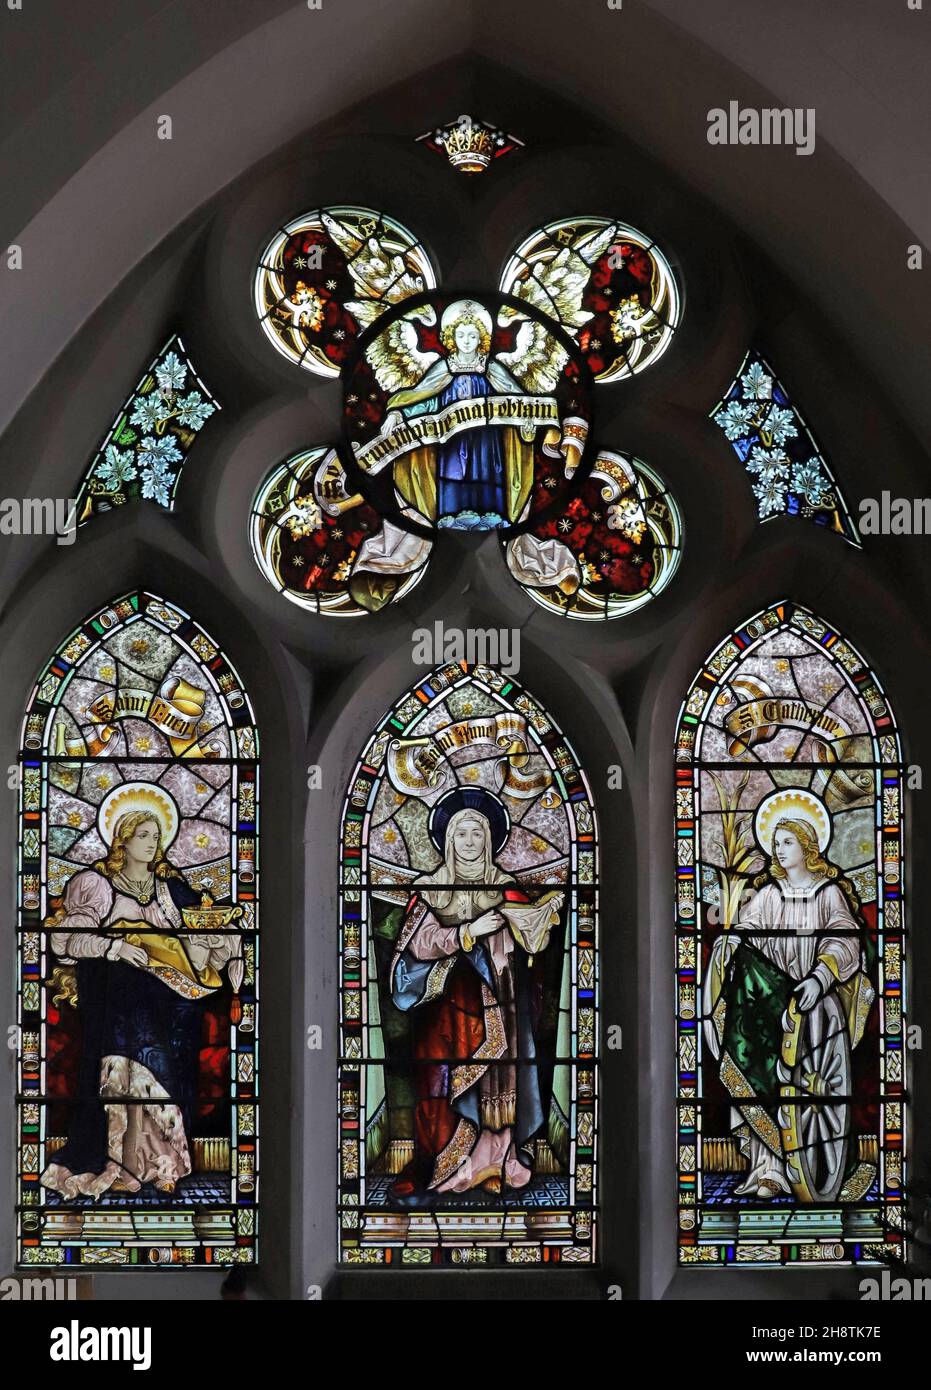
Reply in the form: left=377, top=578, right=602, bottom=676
left=97, top=781, right=180, bottom=847
left=754, top=787, right=831, bottom=855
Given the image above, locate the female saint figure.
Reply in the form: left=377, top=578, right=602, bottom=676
left=41, top=785, right=243, bottom=1199
left=704, top=791, right=874, bottom=1201
left=388, top=791, right=549, bottom=1203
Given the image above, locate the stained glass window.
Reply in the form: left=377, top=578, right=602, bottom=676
left=250, top=219, right=692, bottom=619
left=344, top=292, right=590, bottom=534
left=250, top=445, right=432, bottom=617
left=248, top=290, right=600, bottom=615
left=339, top=661, right=598, bottom=1266
left=75, top=336, right=220, bottom=526
left=254, top=207, right=437, bottom=377
left=504, top=450, right=683, bottom=619
left=17, top=592, right=259, bottom=1269
left=676, top=601, right=905, bottom=1268
left=712, top=348, right=860, bottom=545
left=499, top=217, right=680, bottom=381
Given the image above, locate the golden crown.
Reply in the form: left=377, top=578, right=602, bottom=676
left=442, top=122, right=494, bottom=174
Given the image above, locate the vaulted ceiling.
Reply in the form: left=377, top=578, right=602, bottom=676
left=1, top=0, right=928, bottom=449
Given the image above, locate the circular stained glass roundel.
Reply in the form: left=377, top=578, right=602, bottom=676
left=504, top=451, right=683, bottom=620
left=250, top=445, right=431, bottom=618
left=342, top=292, right=592, bottom=536
left=254, top=207, right=437, bottom=378
left=499, top=217, right=680, bottom=382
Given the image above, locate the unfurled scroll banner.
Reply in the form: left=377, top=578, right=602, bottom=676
left=386, top=712, right=553, bottom=806
left=354, top=394, right=562, bottom=474
left=84, top=677, right=221, bottom=758
left=725, top=697, right=853, bottom=756
left=725, top=682, right=872, bottom=801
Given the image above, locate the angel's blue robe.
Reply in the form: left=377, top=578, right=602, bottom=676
left=394, top=358, right=525, bottom=529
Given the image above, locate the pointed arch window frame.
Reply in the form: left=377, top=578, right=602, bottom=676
left=337, top=658, right=600, bottom=1267
left=674, top=600, right=906, bottom=1268
left=15, top=590, right=260, bottom=1269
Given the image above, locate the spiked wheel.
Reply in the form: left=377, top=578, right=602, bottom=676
left=777, top=992, right=851, bottom=1204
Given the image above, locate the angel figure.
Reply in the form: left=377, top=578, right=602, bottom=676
left=360, top=299, right=586, bottom=531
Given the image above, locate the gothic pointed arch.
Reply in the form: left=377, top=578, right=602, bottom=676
left=338, top=659, right=598, bottom=1266
left=675, top=601, right=905, bottom=1268
left=16, top=591, right=259, bottom=1269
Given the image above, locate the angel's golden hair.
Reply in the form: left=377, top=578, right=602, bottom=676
left=441, top=311, right=491, bottom=357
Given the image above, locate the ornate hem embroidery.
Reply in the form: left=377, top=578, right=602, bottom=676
left=423, top=956, right=456, bottom=1004
left=720, top=1049, right=754, bottom=1099
left=429, top=1117, right=478, bottom=1188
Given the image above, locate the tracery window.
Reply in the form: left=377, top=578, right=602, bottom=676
left=10, top=129, right=903, bottom=1295
left=74, top=336, right=220, bottom=528
left=711, top=349, right=859, bottom=544
left=253, top=206, right=437, bottom=377
left=250, top=217, right=686, bottom=622
left=499, top=217, right=681, bottom=381
left=504, top=450, right=683, bottom=620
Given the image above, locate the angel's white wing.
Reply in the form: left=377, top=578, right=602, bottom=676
left=364, top=312, right=439, bottom=392
left=323, top=213, right=427, bottom=317
left=507, top=223, right=617, bottom=331
left=572, top=222, right=619, bottom=267
left=321, top=211, right=361, bottom=254
left=496, top=317, right=568, bottom=393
